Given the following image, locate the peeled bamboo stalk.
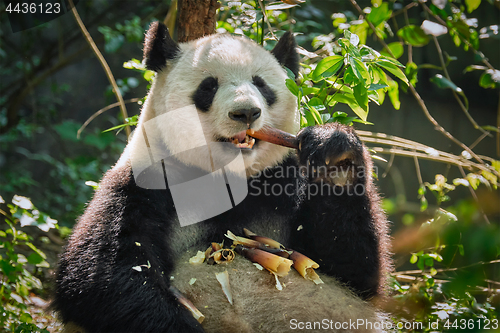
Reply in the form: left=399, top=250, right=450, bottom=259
left=234, top=245, right=293, bottom=277
left=215, top=270, right=233, bottom=305
left=226, top=230, right=291, bottom=257
left=289, top=250, right=324, bottom=284
left=169, top=286, right=205, bottom=323
left=243, top=228, right=286, bottom=249
left=246, top=127, right=299, bottom=149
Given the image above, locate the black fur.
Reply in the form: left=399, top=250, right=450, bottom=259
left=53, top=27, right=391, bottom=332
left=252, top=76, right=277, bottom=106
left=143, top=22, right=180, bottom=72
left=291, top=123, right=390, bottom=299
left=271, top=31, right=300, bottom=78
left=192, top=76, right=219, bottom=112
left=53, top=165, right=205, bottom=332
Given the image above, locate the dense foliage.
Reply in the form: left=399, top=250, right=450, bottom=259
left=0, top=0, right=499, bottom=331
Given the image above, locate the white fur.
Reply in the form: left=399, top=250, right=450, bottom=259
left=120, top=34, right=299, bottom=177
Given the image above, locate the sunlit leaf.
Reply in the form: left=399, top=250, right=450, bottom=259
left=405, top=62, right=418, bottom=86
left=376, top=60, right=409, bottom=86
left=387, top=80, right=400, bottom=110
left=329, top=93, right=369, bottom=121
left=353, top=83, right=368, bottom=111
left=397, top=25, right=430, bottom=47
left=307, top=106, right=323, bottom=125
left=381, top=42, right=404, bottom=59
left=465, top=0, right=481, bottom=13
left=285, top=78, right=299, bottom=96
left=367, top=2, right=392, bottom=27
left=479, top=69, right=500, bottom=89
left=349, top=56, right=369, bottom=85
left=311, top=55, right=344, bottom=81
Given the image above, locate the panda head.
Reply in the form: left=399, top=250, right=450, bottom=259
left=139, top=22, right=300, bottom=176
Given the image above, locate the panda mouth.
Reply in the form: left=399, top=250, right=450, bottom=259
left=218, top=130, right=257, bottom=149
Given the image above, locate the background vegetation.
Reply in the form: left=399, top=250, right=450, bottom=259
left=0, top=0, right=499, bottom=331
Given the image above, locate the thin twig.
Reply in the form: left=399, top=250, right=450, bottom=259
left=68, top=0, right=131, bottom=138
left=469, top=131, right=490, bottom=150
left=358, top=131, right=499, bottom=177
left=257, top=0, right=278, bottom=41
left=348, top=0, right=487, bottom=167
left=77, top=98, right=141, bottom=139
left=419, top=1, right=495, bottom=71
left=430, top=34, right=489, bottom=135
left=381, top=152, right=395, bottom=178
left=396, top=259, right=500, bottom=276
left=413, top=152, right=424, bottom=188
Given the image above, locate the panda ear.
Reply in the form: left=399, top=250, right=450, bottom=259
left=271, top=31, right=299, bottom=78
left=143, top=21, right=180, bottom=72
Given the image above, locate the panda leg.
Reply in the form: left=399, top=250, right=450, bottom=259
left=291, top=123, right=388, bottom=299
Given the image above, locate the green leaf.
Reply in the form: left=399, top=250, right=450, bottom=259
left=397, top=25, right=430, bottom=47
left=350, top=21, right=369, bottom=45
left=308, top=97, right=326, bottom=112
left=381, top=42, right=404, bottom=59
left=349, top=57, right=369, bottom=85
left=307, top=106, right=323, bottom=125
left=369, top=65, right=388, bottom=85
left=367, top=83, right=388, bottom=91
left=19, top=312, right=33, bottom=324
left=367, top=2, right=392, bottom=27
left=479, top=70, right=500, bottom=89
left=26, top=242, right=46, bottom=260
left=405, top=62, right=418, bottom=86
left=376, top=60, right=409, bottom=86
left=329, top=93, right=369, bottom=121
left=285, top=78, right=299, bottom=96
left=353, top=83, right=368, bottom=111
left=465, top=0, right=481, bottom=13
left=410, top=253, right=418, bottom=264
left=430, top=74, right=469, bottom=109
left=284, top=67, right=296, bottom=81
left=143, top=70, right=155, bottom=82
left=27, top=252, right=44, bottom=265
left=420, top=196, right=428, bottom=211
left=387, top=80, right=400, bottom=110
left=311, top=55, right=344, bottom=81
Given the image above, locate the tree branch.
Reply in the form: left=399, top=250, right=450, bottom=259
left=348, top=0, right=487, bottom=168
left=68, top=0, right=130, bottom=137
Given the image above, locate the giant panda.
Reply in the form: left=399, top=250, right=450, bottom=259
left=53, top=21, right=391, bottom=332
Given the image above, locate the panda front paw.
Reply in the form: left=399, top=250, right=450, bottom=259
left=296, top=123, right=367, bottom=187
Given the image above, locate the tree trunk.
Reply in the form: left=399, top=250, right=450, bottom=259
left=177, top=0, right=220, bottom=42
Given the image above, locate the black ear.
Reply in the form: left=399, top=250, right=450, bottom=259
left=143, top=21, right=180, bottom=72
left=271, top=31, right=299, bottom=78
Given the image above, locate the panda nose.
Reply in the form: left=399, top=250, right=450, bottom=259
left=228, top=107, right=261, bottom=125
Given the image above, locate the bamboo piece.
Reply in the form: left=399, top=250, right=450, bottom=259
left=169, top=286, right=205, bottom=323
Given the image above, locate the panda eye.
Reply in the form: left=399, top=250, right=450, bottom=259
left=252, top=76, right=266, bottom=88
left=192, top=76, right=219, bottom=112
left=200, top=77, right=218, bottom=91
left=252, top=76, right=276, bottom=106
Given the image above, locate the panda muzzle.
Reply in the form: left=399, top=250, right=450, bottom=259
left=230, top=130, right=256, bottom=149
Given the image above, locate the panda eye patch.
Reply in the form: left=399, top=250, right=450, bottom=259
left=252, top=76, right=276, bottom=107
left=192, top=76, right=218, bottom=112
